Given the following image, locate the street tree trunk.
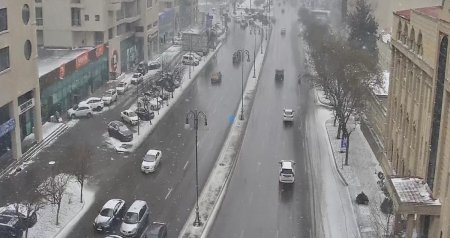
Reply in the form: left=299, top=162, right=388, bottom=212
left=80, top=182, right=84, bottom=203
left=56, top=203, right=61, bottom=225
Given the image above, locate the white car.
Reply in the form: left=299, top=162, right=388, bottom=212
left=102, top=89, right=118, bottom=105
left=283, top=108, right=294, bottom=122
left=116, top=81, right=129, bottom=95
left=121, top=110, right=139, bottom=125
left=93, top=199, right=125, bottom=232
left=81, top=97, right=104, bottom=111
left=67, top=103, right=93, bottom=119
left=279, top=160, right=295, bottom=183
left=131, top=73, right=143, bottom=85
left=141, top=149, right=162, bottom=173
left=182, top=54, right=199, bottom=66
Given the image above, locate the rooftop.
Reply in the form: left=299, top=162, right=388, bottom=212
left=395, top=6, right=441, bottom=21
left=38, top=47, right=92, bottom=77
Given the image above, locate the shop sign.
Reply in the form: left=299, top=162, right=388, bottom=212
left=76, top=52, right=90, bottom=70
left=0, top=118, right=15, bottom=138
left=19, top=98, right=34, bottom=115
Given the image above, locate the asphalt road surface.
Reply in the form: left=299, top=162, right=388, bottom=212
left=0, top=16, right=262, bottom=238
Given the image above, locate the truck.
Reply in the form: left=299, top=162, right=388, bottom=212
left=182, top=28, right=209, bottom=56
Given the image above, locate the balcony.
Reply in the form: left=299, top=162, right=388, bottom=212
left=70, top=0, right=84, bottom=8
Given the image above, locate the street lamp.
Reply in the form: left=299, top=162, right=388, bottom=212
left=234, top=49, right=250, bottom=120
left=185, top=109, right=208, bottom=227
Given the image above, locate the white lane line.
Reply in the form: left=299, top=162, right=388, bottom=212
left=183, top=161, right=190, bottom=170
left=276, top=229, right=279, bottom=238
left=165, top=188, right=173, bottom=200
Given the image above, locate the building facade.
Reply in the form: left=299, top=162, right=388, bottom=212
left=386, top=2, right=450, bottom=237
left=0, top=0, right=43, bottom=161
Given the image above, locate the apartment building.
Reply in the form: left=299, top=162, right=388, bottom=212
left=385, top=1, right=450, bottom=237
left=0, top=0, right=43, bottom=162
left=35, top=0, right=159, bottom=76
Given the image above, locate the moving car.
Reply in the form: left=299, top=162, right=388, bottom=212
left=275, top=69, right=284, bottom=81
left=281, top=28, right=286, bottom=35
left=67, top=103, right=93, bottom=119
left=108, top=121, right=133, bottom=142
left=116, top=81, right=129, bottom=95
left=102, top=89, right=118, bottom=105
left=0, top=204, right=37, bottom=228
left=93, top=199, right=126, bottom=232
left=131, top=73, right=143, bottom=85
left=120, top=200, right=149, bottom=237
left=144, top=222, right=167, bottom=238
left=81, top=97, right=104, bottom=111
left=141, top=150, right=162, bottom=173
left=135, top=108, right=155, bottom=121
left=121, top=110, right=139, bottom=126
left=279, top=160, right=295, bottom=183
left=211, top=72, right=222, bottom=83
left=283, top=108, right=294, bottom=123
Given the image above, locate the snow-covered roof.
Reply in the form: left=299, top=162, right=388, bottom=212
left=38, top=47, right=91, bottom=77
left=147, top=149, right=161, bottom=156
left=103, top=199, right=124, bottom=209
left=391, top=177, right=440, bottom=205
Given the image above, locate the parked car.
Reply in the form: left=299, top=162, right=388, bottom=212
left=137, top=61, right=148, bottom=75
left=108, top=121, right=133, bottom=142
left=67, top=103, right=93, bottom=119
left=120, top=200, right=149, bottom=237
left=135, top=108, right=155, bottom=121
left=279, top=160, right=295, bottom=183
left=181, top=54, right=199, bottom=66
left=283, top=108, right=294, bottom=123
left=121, top=110, right=139, bottom=126
left=81, top=97, right=104, bottom=111
left=148, top=59, right=161, bottom=70
left=131, top=73, right=143, bottom=85
left=0, top=215, right=23, bottom=238
left=0, top=204, right=37, bottom=228
left=93, top=199, right=126, bottom=232
left=116, top=81, right=129, bottom=95
left=102, top=89, right=118, bottom=105
left=141, top=149, right=162, bottom=173
left=275, top=69, right=284, bottom=81
left=211, top=72, right=222, bottom=83
left=144, top=222, right=167, bottom=238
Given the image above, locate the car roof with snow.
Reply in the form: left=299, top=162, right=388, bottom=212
left=146, top=149, right=161, bottom=156
left=103, top=199, right=124, bottom=209
left=280, top=160, right=294, bottom=170
left=284, top=109, right=293, bottom=113
left=127, top=200, right=147, bottom=213
left=122, top=109, right=134, bottom=114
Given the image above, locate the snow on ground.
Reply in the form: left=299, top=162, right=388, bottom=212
left=27, top=175, right=95, bottom=238
left=23, top=122, right=65, bottom=145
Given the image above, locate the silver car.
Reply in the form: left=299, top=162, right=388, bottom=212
left=120, top=200, right=149, bottom=237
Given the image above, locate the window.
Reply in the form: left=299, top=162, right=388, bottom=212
left=95, top=15, right=100, bottom=21
left=94, top=31, right=103, bottom=45
left=0, top=47, right=10, bottom=72
left=108, top=28, right=113, bottom=39
left=147, top=24, right=152, bottom=30
left=71, top=8, right=81, bottom=26
left=147, top=0, right=153, bottom=8
left=22, top=4, right=30, bottom=25
left=24, top=40, right=32, bottom=60
left=0, top=8, right=7, bottom=32
left=84, top=14, right=89, bottom=21
left=36, top=7, right=43, bottom=26
left=153, top=21, right=158, bottom=27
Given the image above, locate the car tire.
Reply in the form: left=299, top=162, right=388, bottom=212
left=87, top=112, right=92, bottom=118
left=96, top=106, right=102, bottom=111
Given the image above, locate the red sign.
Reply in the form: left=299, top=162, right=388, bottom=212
left=76, top=52, right=89, bottom=70
left=96, top=45, right=105, bottom=58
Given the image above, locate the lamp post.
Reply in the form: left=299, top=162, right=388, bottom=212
left=233, top=49, right=250, bottom=120
left=185, top=109, right=208, bottom=227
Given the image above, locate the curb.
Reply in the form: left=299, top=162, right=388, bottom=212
left=324, top=119, right=348, bottom=186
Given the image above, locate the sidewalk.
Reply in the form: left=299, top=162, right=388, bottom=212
left=324, top=118, right=391, bottom=237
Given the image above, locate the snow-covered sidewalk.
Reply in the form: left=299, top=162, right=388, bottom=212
left=325, top=118, right=391, bottom=237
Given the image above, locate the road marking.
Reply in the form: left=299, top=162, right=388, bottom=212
left=183, top=161, right=190, bottom=170
left=165, top=188, right=173, bottom=200
left=276, top=230, right=279, bottom=238
left=240, top=230, right=245, bottom=238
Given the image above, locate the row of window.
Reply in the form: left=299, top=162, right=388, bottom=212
left=397, top=20, right=423, bottom=56
left=84, top=14, right=101, bottom=22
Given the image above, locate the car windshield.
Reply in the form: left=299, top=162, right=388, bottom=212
left=285, top=110, right=293, bottom=115
left=133, top=74, right=140, bottom=78
left=118, top=83, right=125, bottom=87
left=123, top=212, right=138, bottom=224
left=100, top=208, right=114, bottom=217
left=144, top=154, right=156, bottom=162
left=281, top=168, right=293, bottom=174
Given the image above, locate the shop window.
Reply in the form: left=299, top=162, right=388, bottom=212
left=22, top=4, right=30, bottom=25
left=0, top=47, right=10, bottom=72
left=24, top=40, right=32, bottom=60
left=108, top=28, right=113, bottom=39
left=0, top=8, right=7, bottom=32
left=71, top=8, right=81, bottom=26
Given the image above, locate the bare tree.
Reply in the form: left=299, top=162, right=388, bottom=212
left=10, top=190, right=45, bottom=238
left=37, top=174, right=71, bottom=225
left=71, top=144, right=91, bottom=203
left=369, top=196, right=394, bottom=237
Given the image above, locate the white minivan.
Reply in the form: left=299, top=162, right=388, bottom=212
left=182, top=54, right=199, bottom=66
left=279, top=160, right=295, bottom=184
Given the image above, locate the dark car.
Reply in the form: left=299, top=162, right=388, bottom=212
left=137, top=62, right=148, bottom=75
left=93, top=199, right=126, bottom=232
left=275, top=69, right=284, bottom=81
left=0, top=215, right=23, bottom=238
left=144, top=222, right=167, bottom=238
left=108, top=121, right=133, bottom=142
left=0, top=204, right=37, bottom=228
left=135, top=108, right=155, bottom=121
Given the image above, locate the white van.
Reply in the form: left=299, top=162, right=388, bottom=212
left=182, top=54, right=199, bottom=66
left=279, top=160, right=295, bottom=183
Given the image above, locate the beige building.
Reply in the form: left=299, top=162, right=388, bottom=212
left=385, top=1, right=450, bottom=237
left=0, top=0, right=43, bottom=161
left=35, top=0, right=159, bottom=75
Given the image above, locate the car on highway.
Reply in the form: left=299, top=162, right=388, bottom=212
left=281, top=28, right=286, bottom=35
left=120, top=200, right=149, bottom=237
left=102, top=89, right=118, bottom=105
left=283, top=108, right=294, bottom=123
left=67, top=103, right=93, bottom=119
left=131, top=73, right=143, bottom=85
left=93, top=199, right=126, bottom=232
left=141, top=149, right=162, bottom=173
left=275, top=69, right=284, bottom=81
left=80, top=97, right=104, bottom=111
left=0, top=204, right=37, bottom=228
left=121, top=110, right=139, bottom=126
left=144, top=222, right=167, bottom=238
left=116, top=81, right=129, bottom=95
left=279, top=160, right=295, bottom=184
left=108, top=121, right=133, bottom=142
left=135, top=108, right=154, bottom=121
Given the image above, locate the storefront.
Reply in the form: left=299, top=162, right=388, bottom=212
left=159, top=8, right=176, bottom=44
left=120, top=36, right=138, bottom=73
left=39, top=44, right=108, bottom=121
